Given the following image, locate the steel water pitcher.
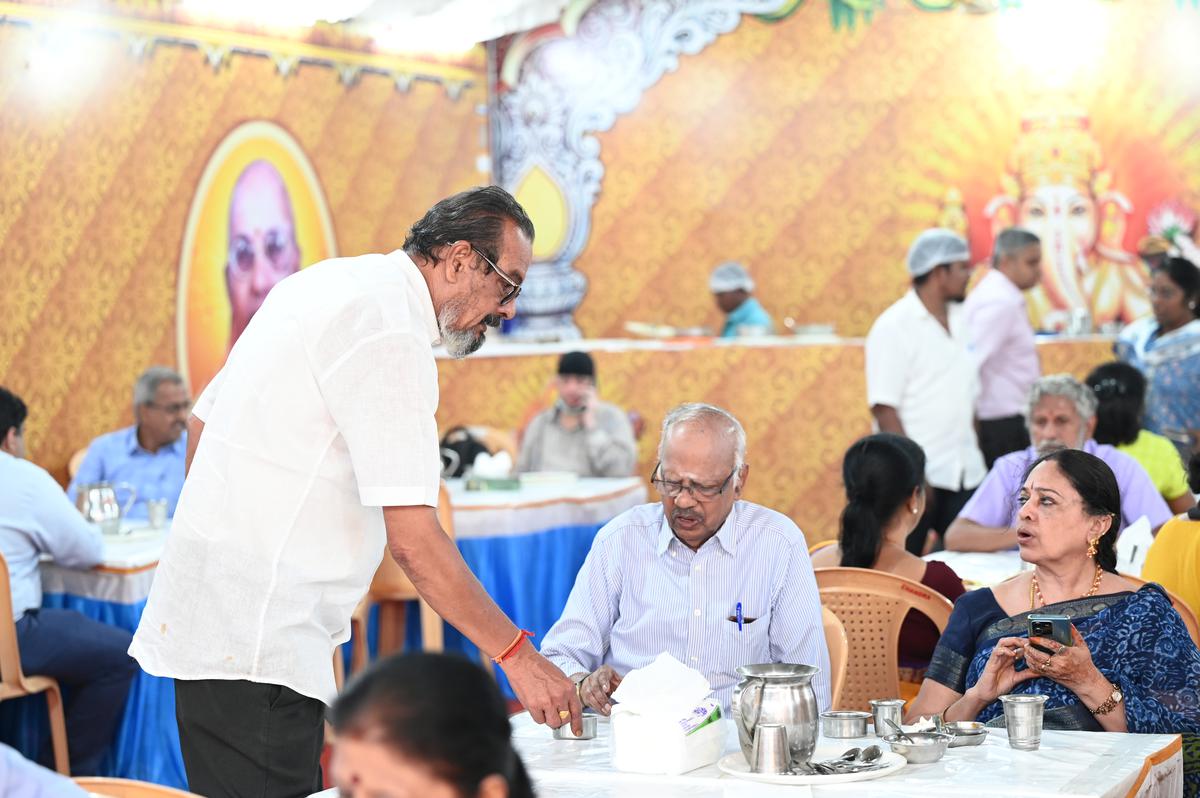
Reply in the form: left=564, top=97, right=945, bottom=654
left=731, top=663, right=820, bottom=767
left=75, top=482, right=137, bottom=535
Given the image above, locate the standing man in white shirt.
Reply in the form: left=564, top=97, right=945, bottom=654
left=130, top=187, right=581, bottom=798
left=0, top=387, right=139, bottom=775
left=865, top=228, right=987, bottom=554
left=964, top=228, right=1043, bottom=467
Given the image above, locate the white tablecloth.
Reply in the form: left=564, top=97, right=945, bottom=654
left=446, top=477, right=649, bottom=539
left=40, top=522, right=167, bottom=604
left=506, top=713, right=1183, bottom=798
left=925, top=550, right=1025, bottom=588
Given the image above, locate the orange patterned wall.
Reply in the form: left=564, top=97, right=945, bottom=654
left=0, top=19, right=488, bottom=481
left=436, top=338, right=1115, bottom=543
left=568, top=1, right=1200, bottom=338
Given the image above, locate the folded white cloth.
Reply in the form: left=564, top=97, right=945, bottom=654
left=471, top=450, right=513, bottom=479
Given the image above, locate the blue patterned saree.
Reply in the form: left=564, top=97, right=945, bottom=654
left=927, top=584, right=1200, bottom=795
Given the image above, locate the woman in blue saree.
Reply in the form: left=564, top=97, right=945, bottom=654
left=1117, top=256, right=1200, bottom=458
left=909, top=449, right=1200, bottom=794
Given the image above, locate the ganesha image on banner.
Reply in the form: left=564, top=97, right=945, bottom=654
left=984, top=112, right=1149, bottom=330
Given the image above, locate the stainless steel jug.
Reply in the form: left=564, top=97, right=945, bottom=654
left=75, top=482, right=137, bottom=535
left=731, top=663, right=820, bottom=767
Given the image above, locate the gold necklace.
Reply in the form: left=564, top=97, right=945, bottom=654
left=1029, top=563, right=1103, bottom=610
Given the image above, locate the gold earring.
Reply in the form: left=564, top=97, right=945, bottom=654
left=1086, top=538, right=1098, bottom=559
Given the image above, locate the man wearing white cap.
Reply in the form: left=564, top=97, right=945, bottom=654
left=710, top=262, right=774, bottom=337
left=865, top=229, right=986, bottom=553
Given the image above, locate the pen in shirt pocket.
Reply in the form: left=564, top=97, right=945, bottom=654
left=736, top=602, right=743, bottom=631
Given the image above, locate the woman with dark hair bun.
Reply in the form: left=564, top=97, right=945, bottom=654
left=1086, top=361, right=1194, bottom=514
left=1117, top=256, right=1200, bottom=459
left=329, top=653, right=535, bottom=798
left=909, top=449, right=1200, bottom=793
left=812, top=433, right=965, bottom=672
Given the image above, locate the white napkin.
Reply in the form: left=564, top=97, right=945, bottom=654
left=471, top=450, right=513, bottom=479
left=1115, top=515, right=1153, bottom=576
left=610, top=652, right=713, bottom=717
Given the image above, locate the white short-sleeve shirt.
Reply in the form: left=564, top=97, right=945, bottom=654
left=130, top=251, right=442, bottom=705
left=865, top=290, right=986, bottom=491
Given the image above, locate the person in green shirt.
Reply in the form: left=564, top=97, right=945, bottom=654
left=1087, top=361, right=1195, bottom=514
left=710, top=261, right=774, bottom=338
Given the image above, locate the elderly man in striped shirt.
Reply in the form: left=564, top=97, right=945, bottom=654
left=539, top=403, right=832, bottom=713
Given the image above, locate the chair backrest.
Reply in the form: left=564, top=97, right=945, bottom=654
left=75, top=777, right=202, bottom=798
left=67, top=447, right=89, bottom=480
left=369, top=481, right=455, bottom=599
left=809, top=539, right=836, bottom=556
left=814, top=567, right=954, bottom=712
left=0, top=553, right=29, bottom=689
left=468, top=425, right=518, bottom=464
left=1119, top=573, right=1200, bottom=648
left=821, top=605, right=848, bottom=710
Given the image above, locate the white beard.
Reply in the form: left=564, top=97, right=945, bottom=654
left=438, top=296, right=485, bottom=359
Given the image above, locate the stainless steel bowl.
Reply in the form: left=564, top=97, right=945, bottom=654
left=552, top=715, right=597, bottom=740
left=820, top=710, right=871, bottom=738
left=882, top=732, right=953, bottom=763
left=944, top=721, right=988, bottom=748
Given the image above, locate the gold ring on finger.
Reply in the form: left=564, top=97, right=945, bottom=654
left=558, top=709, right=570, bottom=720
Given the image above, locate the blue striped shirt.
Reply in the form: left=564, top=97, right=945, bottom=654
left=540, top=500, right=832, bottom=712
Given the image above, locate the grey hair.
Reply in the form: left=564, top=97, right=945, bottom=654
left=992, top=227, right=1040, bottom=268
left=133, top=367, right=185, bottom=407
left=658, top=403, right=747, bottom=478
left=1027, top=373, right=1097, bottom=424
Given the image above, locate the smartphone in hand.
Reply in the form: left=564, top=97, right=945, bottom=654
left=1027, top=614, right=1073, bottom=654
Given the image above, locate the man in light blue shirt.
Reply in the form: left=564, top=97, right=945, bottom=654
left=68, top=367, right=189, bottom=521
left=0, top=387, right=139, bottom=775
left=711, top=262, right=775, bottom=338
left=540, top=403, right=831, bottom=713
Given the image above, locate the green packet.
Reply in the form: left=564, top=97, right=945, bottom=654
left=680, top=698, right=722, bottom=736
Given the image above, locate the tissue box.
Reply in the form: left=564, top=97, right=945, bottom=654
left=609, top=708, right=726, bottom=775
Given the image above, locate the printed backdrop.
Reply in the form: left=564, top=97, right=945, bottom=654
left=0, top=9, right=488, bottom=480
left=494, top=0, right=1200, bottom=339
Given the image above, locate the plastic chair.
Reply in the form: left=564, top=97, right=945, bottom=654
left=67, top=447, right=89, bottom=480
left=808, top=539, right=835, bottom=556
left=1119, top=573, right=1200, bottom=648
left=821, top=605, right=848, bottom=710
left=75, top=777, right=202, bottom=797
left=814, top=567, right=954, bottom=712
left=0, top=553, right=69, bottom=774
left=345, top=481, right=454, bottom=679
left=468, top=425, right=518, bottom=465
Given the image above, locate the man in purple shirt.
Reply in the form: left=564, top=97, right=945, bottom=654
left=964, top=228, right=1043, bottom=467
left=945, top=374, right=1172, bottom=552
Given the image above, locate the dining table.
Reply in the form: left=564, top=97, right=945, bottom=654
left=502, top=712, right=1184, bottom=798
left=0, top=522, right=184, bottom=787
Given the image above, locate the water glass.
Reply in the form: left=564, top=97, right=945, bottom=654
left=869, top=698, right=905, bottom=738
left=1000, top=694, right=1048, bottom=750
left=147, top=499, right=169, bottom=530
left=750, top=723, right=791, bottom=774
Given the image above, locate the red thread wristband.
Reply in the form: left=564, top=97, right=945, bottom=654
left=492, top=629, right=534, bottom=665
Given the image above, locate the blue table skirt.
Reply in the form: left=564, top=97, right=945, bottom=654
left=2, top=520, right=602, bottom=788
left=0, top=593, right=187, bottom=788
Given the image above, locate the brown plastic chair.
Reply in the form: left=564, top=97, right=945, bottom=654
left=815, top=567, right=954, bottom=712
left=345, top=481, right=455, bottom=680
left=468, top=425, right=518, bottom=464
left=0, top=554, right=69, bottom=774
left=808, top=539, right=835, bottom=555
left=75, top=777, right=202, bottom=797
left=67, top=447, right=89, bottom=480
left=821, top=605, right=848, bottom=710
left=1119, top=573, right=1200, bottom=648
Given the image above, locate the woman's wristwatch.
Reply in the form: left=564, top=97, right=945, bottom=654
left=1090, top=682, right=1124, bottom=716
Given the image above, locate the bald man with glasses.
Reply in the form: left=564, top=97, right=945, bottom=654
left=539, top=403, right=831, bottom=714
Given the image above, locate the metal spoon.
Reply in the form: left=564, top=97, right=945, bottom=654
left=885, top=718, right=916, bottom=744
left=859, top=744, right=883, bottom=763
left=837, top=747, right=861, bottom=762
